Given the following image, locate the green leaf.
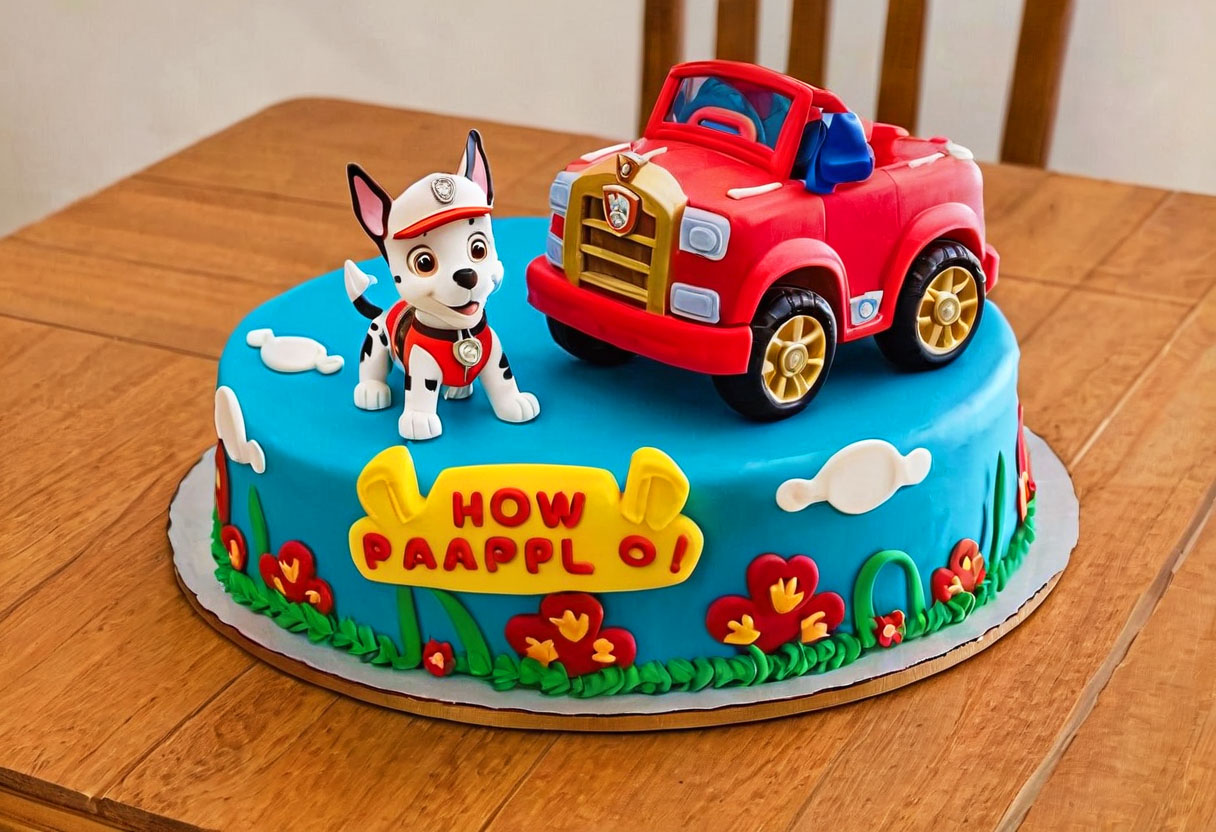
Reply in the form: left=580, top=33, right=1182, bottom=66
left=746, top=645, right=771, bottom=683
left=429, top=589, right=492, bottom=677
left=691, top=657, right=714, bottom=691
left=247, top=486, right=270, bottom=557
left=667, top=657, right=695, bottom=687
left=394, top=587, right=422, bottom=668
left=372, top=634, right=400, bottom=666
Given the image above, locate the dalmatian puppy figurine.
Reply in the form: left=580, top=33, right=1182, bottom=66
left=343, top=130, right=539, bottom=441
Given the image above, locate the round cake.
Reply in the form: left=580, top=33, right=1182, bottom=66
left=204, top=216, right=1038, bottom=703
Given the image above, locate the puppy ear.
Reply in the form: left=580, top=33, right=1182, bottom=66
left=457, top=129, right=494, bottom=206
left=347, top=163, right=392, bottom=243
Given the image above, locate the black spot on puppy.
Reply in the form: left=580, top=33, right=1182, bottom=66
left=379, top=332, right=388, bottom=346
left=370, top=322, right=378, bottom=331
left=360, top=333, right=373, bottom=358
left=424, top=378, right=438, bottom=392
left=403, top=372, right=411, bottom=391
left=499, top=353, right=513, bottom=380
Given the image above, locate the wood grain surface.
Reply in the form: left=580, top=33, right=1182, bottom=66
left=1, top=98, right=1213, bottom=831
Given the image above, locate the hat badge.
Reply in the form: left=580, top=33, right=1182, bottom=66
left=431, top=176, right=456, bottom=204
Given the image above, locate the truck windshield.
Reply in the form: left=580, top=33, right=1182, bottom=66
left=663, top=75, right=792, bottom=151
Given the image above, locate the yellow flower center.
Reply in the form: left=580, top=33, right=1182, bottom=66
left=800, top=610, right=829, bottom=643
left=226, top=540, right=242, bottom=568
left=272, top=576, right=286, bottom=596
left=724, top=614, right=761, bottom=645
left=524, top=637, right=560, bottom=667
left=769, top=577, right=805, bottom=614
left=429, top=651, right=445, bottom=670
left=548, top=609, right=589, bottom=642
left=592, top=637, right=617, bottom=663
left=947, top=575, right=963, bottom=596
left=883, top=623, right=898, bottom=639
left=305, top=589, right=321, bottom=605
left=280, top=558, right=300, bottom=584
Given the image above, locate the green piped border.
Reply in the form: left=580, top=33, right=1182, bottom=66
left=208, top=497, right=1037, bottom=700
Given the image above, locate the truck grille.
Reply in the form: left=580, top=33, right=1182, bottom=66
left=576, top=194, right=658, bottom=306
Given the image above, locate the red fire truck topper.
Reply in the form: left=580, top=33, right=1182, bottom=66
left=526, top=60, right=999, bottom=421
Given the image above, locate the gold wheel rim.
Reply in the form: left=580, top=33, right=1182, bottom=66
left=762, top=315, right=826, bottom=403
left=916, top=266, right=979, bottom=355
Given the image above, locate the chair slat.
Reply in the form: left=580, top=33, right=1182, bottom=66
left=1001, top=0, right=1075, bottom=167
left=876, top=0, right=927, bottom=131
left=639, top=0, right=685, bottom=134
left=787, top=0, right=831, bottom=87
left=715, top=0, right=758, bottom=63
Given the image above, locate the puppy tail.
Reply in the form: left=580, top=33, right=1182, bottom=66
left=344, top=260, right=383, bottom=320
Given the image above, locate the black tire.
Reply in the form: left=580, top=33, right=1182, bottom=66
left=875, top=240, right=986, bottom=371
left=546, top=316, right=634, bottom=366
left=713, top=287, right=837, bottom=421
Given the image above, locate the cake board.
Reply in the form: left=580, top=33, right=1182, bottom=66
left=170, top=431, right=1078, bottom=732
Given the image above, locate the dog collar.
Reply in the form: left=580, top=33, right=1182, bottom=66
left=410, top=314, right=487, bottom=342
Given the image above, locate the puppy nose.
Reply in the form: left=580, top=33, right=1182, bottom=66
left=453, top=268, right=478, bottom=289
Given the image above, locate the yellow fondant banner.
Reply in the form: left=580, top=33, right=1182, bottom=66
left=348, top=446, right=704, bottom=594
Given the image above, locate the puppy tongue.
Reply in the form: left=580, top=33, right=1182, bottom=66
left=453, top=301, right=480, bottom=316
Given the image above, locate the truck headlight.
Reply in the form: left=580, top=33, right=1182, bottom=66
left=546, top=171, right=577, bottom=267
left=549, top=171, right=577, bottom=214
left=670, top=283, right=721, bottom=323
left=678, top=207, right=730, bottom=261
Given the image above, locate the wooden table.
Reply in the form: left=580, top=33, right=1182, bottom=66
left=1, top=99, right=1213, bottom=832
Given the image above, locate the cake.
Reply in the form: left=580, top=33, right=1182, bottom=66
left=195, top=61, right=1046, bottom=710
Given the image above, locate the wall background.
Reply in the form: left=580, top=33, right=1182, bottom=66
left=2, top=0, right=1213, bottom=236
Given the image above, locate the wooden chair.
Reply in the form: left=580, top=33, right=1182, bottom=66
left=639, top=0, right=1073, bottom=167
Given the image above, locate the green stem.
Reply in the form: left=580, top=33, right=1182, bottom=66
left=430, top=589, right=493, bottom=677
left=396, top=586, right=422, bottom=668
left=990, top=452, right=1007, bottom=568
left=852, top=549, right=927, bottom=648
left=248, top=486, right=270, bottom=557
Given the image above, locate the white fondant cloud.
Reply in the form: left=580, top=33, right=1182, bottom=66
left=777, top=439, right=930, bottom=515
left=214, top=386, right=266, bottom=474
left=246, top=328, right=343, bottom=375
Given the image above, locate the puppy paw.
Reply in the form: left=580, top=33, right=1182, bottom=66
left=399, top=409, right=443, bottom=441
left=354, top=380, right=392, bottom=411
left=443, top=384, right=475, bottom=401
left=492, top=391, right=540, bottom=424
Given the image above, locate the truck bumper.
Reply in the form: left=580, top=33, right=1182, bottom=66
left=982, top=243, right=1000, bottom=291
left=525, top=256, right=753, bottom=375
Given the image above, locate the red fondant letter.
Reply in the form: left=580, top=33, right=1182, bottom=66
left=560, top=538, right=594, bottom=575
left=443, top=537, right=478, bottom=571
left=452, top=491, right=484, bottom=528
left=535, top=491, right=586, bottom=529
left=484, top=537, right=517, bottom=573
left=490, top=488, right=531, bottom=527
left=403, top=538, right=437, bottom=570
left=524, top=538, right=554, bottom=573
left=618, top=535, right=656, bottom=568
left=362, top=532, right=391, bottom=570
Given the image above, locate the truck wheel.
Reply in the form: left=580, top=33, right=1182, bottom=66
left=875, top=241, right=986, bottom=371
left=713, top=287, right=837, bottom=421
left=546, top=317, right=634, bottom=366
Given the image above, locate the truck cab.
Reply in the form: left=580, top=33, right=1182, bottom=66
left=526, top=60, right=999, bottom=420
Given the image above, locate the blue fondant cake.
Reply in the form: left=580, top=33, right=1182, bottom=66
left=209, top=217, right=1036, bottom=698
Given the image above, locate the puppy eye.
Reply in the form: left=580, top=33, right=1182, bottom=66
left=468, top=234, right=488, bottom=263
left=408, top=246, right=438, bottom=276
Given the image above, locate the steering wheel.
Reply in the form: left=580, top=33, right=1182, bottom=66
left=686, top=106, right=759, bottom=143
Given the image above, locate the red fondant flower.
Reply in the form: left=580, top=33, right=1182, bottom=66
left=259, top=541, right=334, bottom=614
left=930, top=538, right=986, bottom=603
left=504, top=593, right=636, bottom=677
left=220, top=524, right=248, bottom=571
left=422, top=639, right=455, bottom=677
left=1016, top=403, right=1037, bottom=523
left=215, top=441, right=231, bottom=524
left=874, top=610, right=906, bottom=648
left=705, top=554, right=846, bottom=653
